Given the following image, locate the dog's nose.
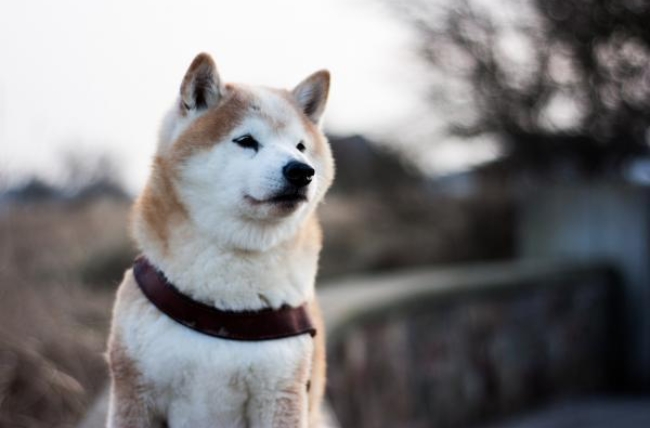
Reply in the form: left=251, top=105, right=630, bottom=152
left=283, top=161, right=315, bottom=187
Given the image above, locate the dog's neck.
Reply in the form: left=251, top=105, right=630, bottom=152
left=132, top=209, right=322, bottom=312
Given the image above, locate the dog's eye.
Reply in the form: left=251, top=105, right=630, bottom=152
left=233, top=134, right=260, bottom=151
left=296, top=142, right=306, bottom=152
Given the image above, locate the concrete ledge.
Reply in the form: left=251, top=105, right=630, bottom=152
left=319, top=258, right=616, bottom=345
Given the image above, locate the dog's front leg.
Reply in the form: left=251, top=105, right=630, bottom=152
left=106, top=336, right=157, bottom=428
left=106, top=385, right=155, bottom=428
left=247, top=384, right=309, bottom=428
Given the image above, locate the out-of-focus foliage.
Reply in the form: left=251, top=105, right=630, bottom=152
left=0, top=197, right=132, bottom=427
left=393, top=0, right=650, bottom=173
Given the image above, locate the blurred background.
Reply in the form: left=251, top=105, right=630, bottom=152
left=1, top=0, right=650, bottom=427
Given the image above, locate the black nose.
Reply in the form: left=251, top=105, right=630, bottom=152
left=283, top=161, right=315, bottom=187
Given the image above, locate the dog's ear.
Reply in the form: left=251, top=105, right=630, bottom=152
left=180, top=53, right=222, bottom=112
left=292, top=70, right=330, bottom=125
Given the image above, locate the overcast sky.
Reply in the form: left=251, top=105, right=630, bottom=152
left=0, top=0, right=436, bottom=192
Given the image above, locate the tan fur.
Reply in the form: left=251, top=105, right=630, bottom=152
left=134, top=156, right=187, bottom=252
left=107, top=274, right=157, bottom=427
left=271, top=355, right=311, bottom=427
left=170, top=85, right=250, bottom=165
left=180, top=53, right=222, bottom=113
left=107, top=336, right=151, bottom=426
left=291, top=70, right=330, bottom=125
left=307, top=299, right=327, bottom=427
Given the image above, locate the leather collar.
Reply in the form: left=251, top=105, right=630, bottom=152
left=132, top=256, right=316, bottom=341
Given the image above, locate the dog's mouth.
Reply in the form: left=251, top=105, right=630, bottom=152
left=246, top=190, right=308, bottom=207
left=269, top=192, right=308, bottom=204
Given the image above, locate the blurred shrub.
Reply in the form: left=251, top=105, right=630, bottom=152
left=80, top=243, right=137, bottom=288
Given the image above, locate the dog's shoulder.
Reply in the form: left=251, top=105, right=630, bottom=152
left=111, top=269, right=150, bottom=321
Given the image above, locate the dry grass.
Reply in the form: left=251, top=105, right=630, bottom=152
left=0, top=197, right=132, bottom=428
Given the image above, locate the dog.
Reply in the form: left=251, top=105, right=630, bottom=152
left=106, top=52, right=334, bottom=428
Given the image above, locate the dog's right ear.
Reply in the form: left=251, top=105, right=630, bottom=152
left=180, top=53, right=223, bottom=112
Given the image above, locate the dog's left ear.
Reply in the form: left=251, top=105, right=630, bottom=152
left=180, top=53, right=223, bottom=112
left=292, top=70, right=330, bottom=125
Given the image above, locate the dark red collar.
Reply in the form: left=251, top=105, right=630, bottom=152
left=132, top=256, right=316, bottom=341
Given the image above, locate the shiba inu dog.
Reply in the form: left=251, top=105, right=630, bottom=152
left=106, top=53, right=333, bottom=428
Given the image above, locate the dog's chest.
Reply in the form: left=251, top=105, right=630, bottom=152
left=125, top=309, right=313, bottom=417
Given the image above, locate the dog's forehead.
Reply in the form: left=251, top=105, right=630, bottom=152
left=244, top=85, right=302, bottom=131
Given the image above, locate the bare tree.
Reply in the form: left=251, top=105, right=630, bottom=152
left=392, top=0, right=650, bottom=174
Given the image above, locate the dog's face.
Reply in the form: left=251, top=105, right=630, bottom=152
left=155, top=53, right=334, bottom=250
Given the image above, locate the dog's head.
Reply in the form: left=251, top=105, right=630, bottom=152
left=141, top=53, right=334, bottom=251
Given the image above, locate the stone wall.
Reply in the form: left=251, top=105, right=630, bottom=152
left=324, top=263, right=621, bottom=428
